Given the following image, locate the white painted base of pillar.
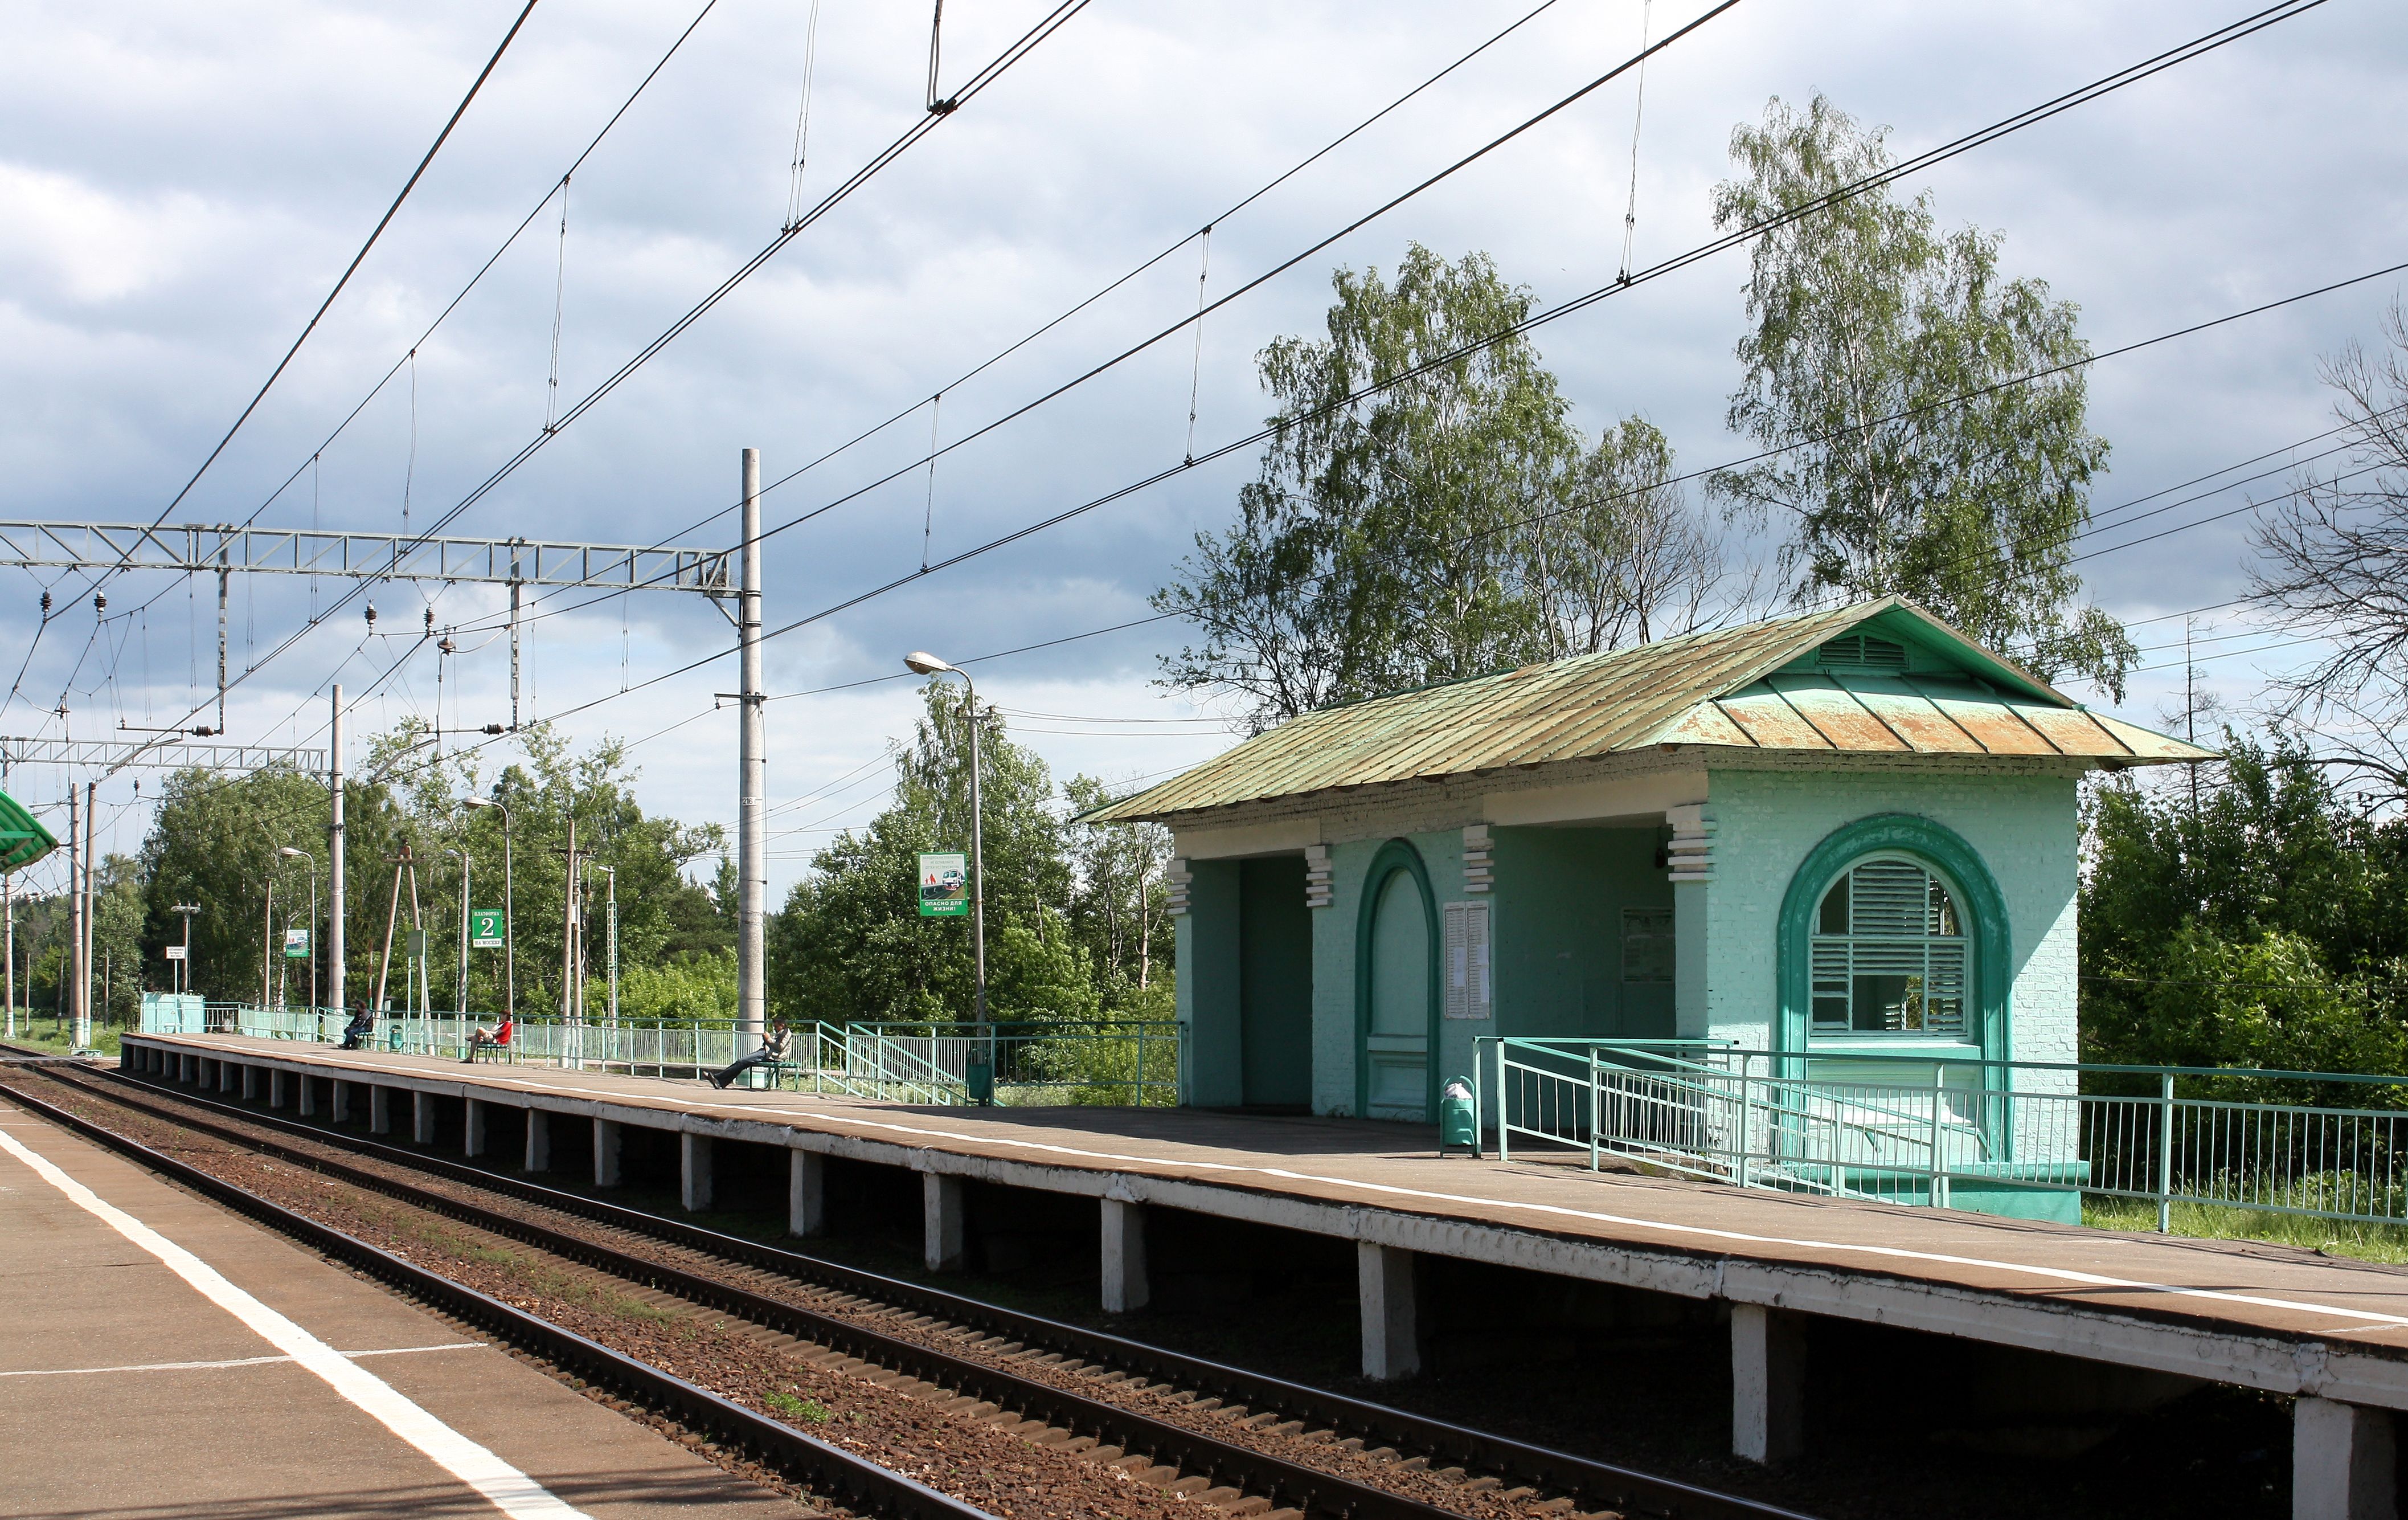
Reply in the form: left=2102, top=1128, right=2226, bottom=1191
left=593, top=1119, right=621, bottom=1188
left=1358, top=1241, right=1419, bottom=1381
left=1731, top=1303, right=1807, bottom=1465
left=463, top=1098, right=486, bottom=1158
left=525, top=1109, right=550, bottom=1173
left=789, top=1149, right=824, bottom=1237
left=1101, top=1197, right=1149, bottom=1314
left=923, top=1172, right=965, bottom=1272
left=681, top=1133, right=713, bottom=1212
left=2296, top=1396, right=2397, bottom=1520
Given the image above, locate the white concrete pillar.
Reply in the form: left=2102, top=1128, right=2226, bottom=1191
left=331, top=1081, right=351, bottom=1123
left=1731, top=1304, right=1808, bottom=1465
left=2296, top=1397, right=2397, bottom=1520
left=923, top=1172, right=965, bottom=1272
left=268, top=1070, right=286, bottom=1110
left=240, top=1064, right=257, bottom=1101
left=593, top=1119, right=622, bottom=1188
left=219, top=1060, right=235, bottom=1095
left=681, top=1133, right=714, bottom=1212
left=297, top=1075, right=316, bottom=1118
left=1100, top=1198, right=1149, bottom=1314
left=198, top=1058, right=214, bottom=1089
left=525, top=1109, right=551, bottom=1173
left=179, top=1053, right=195, bottom=1084
left=369, top=1085, right=391, bottom=1134
left=1357, top=1242, right=1420, bottom=1381
left=463, top=1098, right=486, bottom=1159
left=788, top=1149, right=824, bottom=1237
left=412, top=1090, right=436, bottom=1146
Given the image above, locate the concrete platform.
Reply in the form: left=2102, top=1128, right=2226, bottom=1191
left=0, top=1082, right=794, bottom=1520
left=125, top=1034, right=2408, bottom=1394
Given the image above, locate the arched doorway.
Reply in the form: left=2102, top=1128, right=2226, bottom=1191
left=1355, top=840, right=1438, bottom=1121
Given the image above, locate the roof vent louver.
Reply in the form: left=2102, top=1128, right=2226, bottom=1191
left=1817, top=634, right=1909, bottom=673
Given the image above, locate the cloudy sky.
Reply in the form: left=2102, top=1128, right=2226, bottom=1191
left=3, top=0, right=2402, bottom=898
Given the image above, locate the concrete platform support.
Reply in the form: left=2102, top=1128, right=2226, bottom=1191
left=1731, top=1304, right=1808, bottom=1465
left=268, top=1070, right=286, bottom=1110
left=1100, top=1198, right=1149, bottom=1314
left=219, top=1060, right=235, bottom=1094
left=2296, top=1397, right=2397, bottom=1520
left=331, top=1081, right=350, bottom=1124
left=412, top=1090, right=436, bottom=1146
left=681, top=1133, right=713, bottom=1212
left=593, top=1119, right=622, bottom=1188
left=788, top=1149, right=824, bottom=1237
left=297, top=1076, right=316, bottom=1118
left=923, top=1172, right=965, bottom=1272
left=368, top=1085, right=391, bottom=1134
left=525, top=1109, right=550, bottom=1173
left=179, top=1053, right=195, bottom=1084
left=463, top=1099, right=486, bottom=1159
left=241, top=1064, right=259, bottom=1101
left=1357, top=1242, right=1419, bottom=1381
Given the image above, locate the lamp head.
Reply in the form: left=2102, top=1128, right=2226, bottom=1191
left=277, top=847, right=306, bottom=860
left=462, top=796, right=493, bottom=811
left=903, top=651, right=953, bottom=676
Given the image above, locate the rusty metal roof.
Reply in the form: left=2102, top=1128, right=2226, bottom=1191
left=1085, top=597, right=2213, bottom=824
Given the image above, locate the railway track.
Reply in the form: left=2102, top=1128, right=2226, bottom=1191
left=9, top=1053, right=1815, bottom=1520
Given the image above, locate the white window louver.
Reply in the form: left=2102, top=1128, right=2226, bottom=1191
left=1444, top=900, right=1492, bottom=1020
left=1809, top=858, right=1968, bottom=1037
left=1816, top=634, right=1909, bottom=673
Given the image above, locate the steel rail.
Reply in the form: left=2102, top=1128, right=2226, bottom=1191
left=91, top=1054, right=1813, bottom=1520
left=0, top=1070, right=995, bottom=1520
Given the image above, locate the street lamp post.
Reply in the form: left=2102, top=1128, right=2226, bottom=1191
left=461, top=796, right=513, bottom=1024
left=170, top=902, right=200, bottom=1003
left=903, top=651, right=991, bottom=1101
left=277, top=847, right=318, bottom=1016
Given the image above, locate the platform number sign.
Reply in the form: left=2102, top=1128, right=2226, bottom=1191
left=470, top=909, right=504, bottom=949
left=282, top=927, right=310, bottom=959
left=917, top=852, right=970, bottom=918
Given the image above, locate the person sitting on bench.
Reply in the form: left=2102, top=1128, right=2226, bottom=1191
left=463, top=1016, right=514, bottom=1063
left=337, top=1004, right=375, bottom=1051
left=710, top=1020, right=792, bottom=1090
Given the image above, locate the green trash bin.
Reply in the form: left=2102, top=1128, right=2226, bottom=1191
left=1439, top=1074, right=1479, bottom=1158
left=966, top=1059, right=995, bottom=1106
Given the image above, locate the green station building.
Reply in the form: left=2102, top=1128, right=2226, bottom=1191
left=1089, top=598, right=2208, bottom=1143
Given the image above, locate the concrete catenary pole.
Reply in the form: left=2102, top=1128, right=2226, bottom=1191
left=67, top=785, right=83, bottom=1044
left=560, top=815, right=578, bottom=1023
left=329, top=685, right=346, bottom=1016
left=736, top=447, right=767, bottom=1061
left=81, top=779, right=95, bottom=1046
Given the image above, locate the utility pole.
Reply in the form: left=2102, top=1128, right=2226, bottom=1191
left=67, top=785, right=83, bottom=1046
left=329, top=685, right=345, bottom=1015
left=559, top=816, right=579, bottom=1024
left=79, top=779, right=95, bottom=1049
left=215, top=550, right=230, bottom=735
left=450, top=846, right=469, bottom=1013
left=736, top=447, right=766, bottom=1064
left=509, top=542, right=523, bottom=732
left=601, top=864, right=619, bottom=1027
left=261, top=865, right=276, bottom=1010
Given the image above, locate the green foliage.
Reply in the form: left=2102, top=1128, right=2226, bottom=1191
left=1155, top=244, right=1729, bottom=728
left=1062, top=774, right=1173, bottom=1001
left=2082, top=734, right=2408, bottom=1085
left=1710, top=93, right=2132, bottom=696
left=613, top=947, right=737, bottom=1023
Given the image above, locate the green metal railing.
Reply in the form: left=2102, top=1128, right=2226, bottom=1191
left=1477, top=1036, right=2408, bottom=1231
left=154, top=1000, right=1180, bottom=1109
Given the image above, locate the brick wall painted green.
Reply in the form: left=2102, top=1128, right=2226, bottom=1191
left=1308, top=830, right=1467, bottom=1118
left=1697, top=769, right=2079, bottom=1086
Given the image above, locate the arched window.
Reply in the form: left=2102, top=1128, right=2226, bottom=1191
left=1808, top=856, right=1970, bottom=1039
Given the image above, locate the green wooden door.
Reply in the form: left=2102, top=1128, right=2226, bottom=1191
left=1363, top=868, right=1432, bottom=1119
left=1238, top=856, right=1313, bottom=1110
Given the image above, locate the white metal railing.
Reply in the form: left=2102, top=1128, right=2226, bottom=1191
left=1477, top=1037, right=2408, bottom=1229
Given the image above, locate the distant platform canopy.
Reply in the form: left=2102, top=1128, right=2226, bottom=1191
left=1086, top=597, right=2213, bottom=825
left=0, top=786, right=59, bottom=872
